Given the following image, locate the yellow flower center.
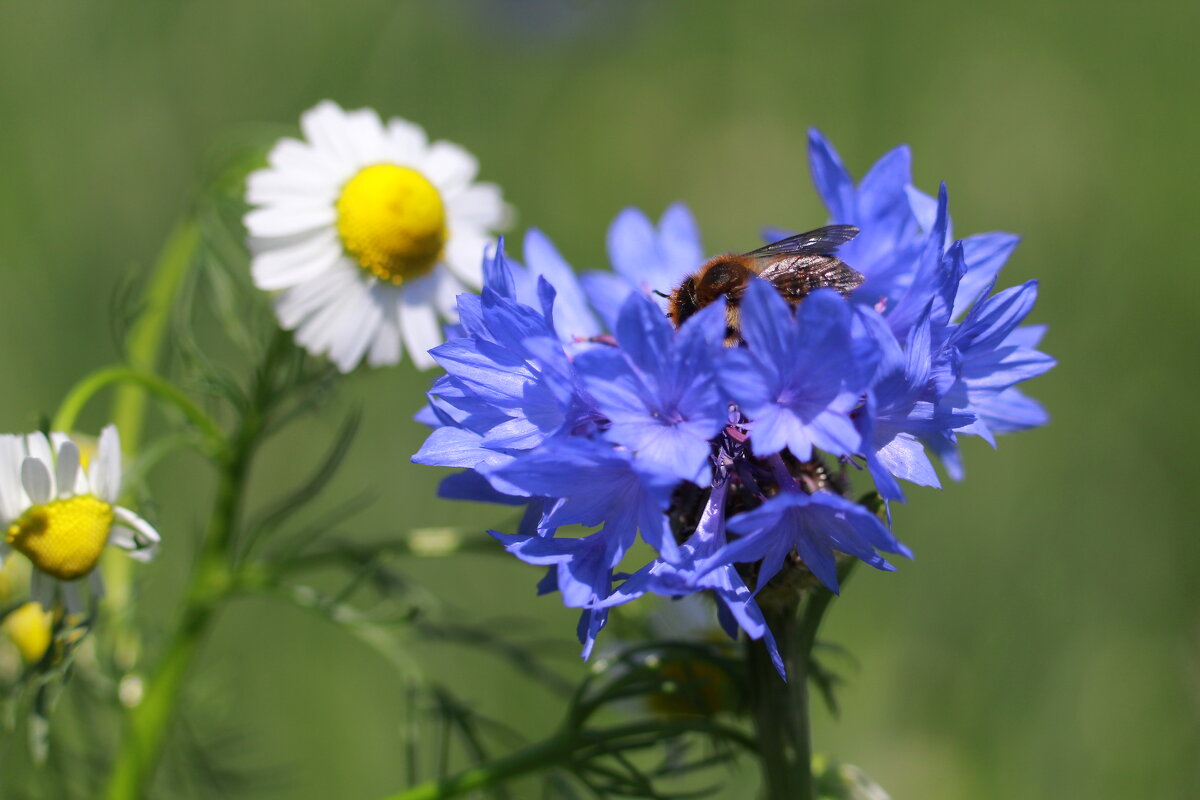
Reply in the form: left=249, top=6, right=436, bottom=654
left=335, top=164, right=448, bottom=285
left=4, top=602, right=52, bottom=664
left=7, top=496, right=114, bottom=581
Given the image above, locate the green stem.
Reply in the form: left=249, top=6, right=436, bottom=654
left=111, top=220, right=200, bottom=456
left=51, top=366, right=224, bottom=455
left=97, top=221, right=200, bottom=671
left=377, top=732, right=575, bottom=800
left=747, top=597, right=811, bottom=800
left=101, top=411, right=260, bottom=800
left=375, top=719, right=755, bottom=800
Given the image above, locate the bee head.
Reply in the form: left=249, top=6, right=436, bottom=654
left=667, top=276, right=699, bottom=328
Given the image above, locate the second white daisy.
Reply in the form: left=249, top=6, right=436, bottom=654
left=0, top=426, right=160, bottom=611
left=244, top=101, right=509, bottom=371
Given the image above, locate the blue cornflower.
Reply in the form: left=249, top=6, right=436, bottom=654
left=582, top=203, right=705, bottom=326
left=931, top=278, right=1056, bottom=477
left=719, top=281, right=878, bottom=461
left=575, top=294, right=728, bottom=485
left=490, top=228, right=603, bottom=348
left=853, top=304, right=972, bottom=501
left=805, top=131, right=1053, bottom=488
left=805, top=129, right=925, bottom=308
left=599, top=478, right=785, bottom=676
left=412, top=133, right=1053, bottom=666
left=484, top=437, right=681, bottom=562
left=412, top=248, right=591, bottom=469
left=713, top=489, right=911, bottom=595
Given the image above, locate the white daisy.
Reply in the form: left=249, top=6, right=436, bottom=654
left=244, top=100, right=509, bottom=371
left=0, top=426, right=160, bottom=611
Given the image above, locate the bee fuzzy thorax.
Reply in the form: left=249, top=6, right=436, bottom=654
left=665, top=225, right=864, bottom=345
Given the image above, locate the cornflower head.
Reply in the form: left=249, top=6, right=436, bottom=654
left=413, top=132, right=1053, bottom=672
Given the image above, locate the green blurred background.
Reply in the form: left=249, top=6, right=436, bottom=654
left=1, top=0, right=1197, bottom=797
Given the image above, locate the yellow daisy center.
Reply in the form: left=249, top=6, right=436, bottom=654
left=7, top=496, right=114, bottom=581
left=336, top=164, right=448, bottom=285
left=4, top=602, right=52, bottom=664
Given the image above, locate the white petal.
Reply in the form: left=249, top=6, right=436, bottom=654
left=265, top=137, right=347, bottom=184
left=112, top=507, right=161, bottom=563
left=53, top=440, right=80, bottom=499
left=442, top=231, right=489, bottom=287
left=300, top=101, right=360, bottom=167
left=244, top=205, right=336, bottom=238
left=49, top=434, right=86, bottom=493
left=293, top=275, right=374, bottom=368
left=89, top=569, right=106, bottom=598
left=246, top=166, right=339, bottom=207
left=422, top=140, right=479, bottom=194
left=21, top=457, right=52, bottom=505
left=398, top=274, right=443, bottom=369
left=366, top=290, right=404, bottom=367
left=273, top=259, right=361, bottom=329
left=24, top=433, right=55, bottom=498
left=327, top=280, right=386, bottom=372
left=433, top=268, right=465, bottom=319
left=0, top=435, right=29, bottom=520
left=384, top=118, right=429, bottom=164
left=250, top=229, right=343, bottom=291
left=247, top=227, right=328, bottom=258
left=339, top=106, right=392, bottom=166
left=296, top=100, right=379, bottom=170
left=108, top=526, right=137, bottom=550
left=90, top=425, right=122, bottom=504
left=447, top=183, right=508, bottom=228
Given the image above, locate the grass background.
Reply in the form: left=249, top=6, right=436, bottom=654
left=0, top=0, right=1197, bottom=797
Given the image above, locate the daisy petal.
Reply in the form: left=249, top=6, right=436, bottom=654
left=244, top=204, right=336, bottom=238
left=274, top=260, right=361, bottom=329
left=423, top=140, right=479, bottom=193
left=447, top=183, right=508, bottom=228
left=367, top=292, right=404, bottom=367
left=266, top=138, right=345, bottom=182
left=20, top=457, right=52, bottom=505
left=327, top=280, right=386, bottom=372
left=443, top=231, right=489, bottom=287
left=53, top=440, right=80, bottom=499
left=91, top=425, right=123, bottom=504
left=0, top=435, right=29, bottom=519
left=113, top=506, right=161, bottom=546
left=300, top=101, right=360, bottom=167
left=399, top=274, right=443, bottom=369
left=251, top=229, right=343, bottom=291
left=247, top=166, right=339, bottom=206
left=385, top=118, right=429, bottom=163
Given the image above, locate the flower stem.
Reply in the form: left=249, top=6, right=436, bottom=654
left=111, top=220, right=200, bottom=456
left=376, top=732, right=576, bottom=800
left=374, top=719, right=756, bottom=800
left=101, top=407, right=260, bottom=800
left=51, top=366, right=224, bottom=456
left=747, top=597, right=812, bottom=800
left=98, top=220, right=199, bottom=672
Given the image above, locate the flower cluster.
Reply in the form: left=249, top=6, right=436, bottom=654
left=413, top=131, right=1054, bottom=671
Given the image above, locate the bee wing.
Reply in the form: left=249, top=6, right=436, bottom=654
left=758, top=254, right=865, bottom=298
left=742, top=225, right=860, bottom=259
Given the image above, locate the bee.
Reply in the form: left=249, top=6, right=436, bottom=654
left=666, top=225, right=863, bottom=344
